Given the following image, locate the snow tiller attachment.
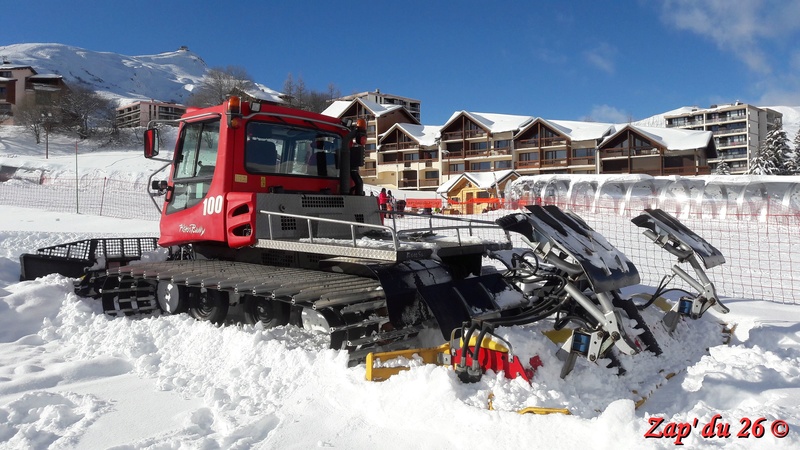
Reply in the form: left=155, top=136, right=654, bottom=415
left=368, top=204, right=669, bottom=382
left=495, top=205, right=662, bottom=378
left=631, top=208, right=729, bottom=331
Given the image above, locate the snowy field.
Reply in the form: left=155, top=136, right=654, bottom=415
left=1, top=128, right=800, bottom=449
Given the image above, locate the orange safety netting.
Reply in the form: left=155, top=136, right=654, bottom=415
left=404, top=199, right=443, bottom=209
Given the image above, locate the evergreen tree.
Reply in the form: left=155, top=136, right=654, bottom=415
left=764, top=126, right=793, bottom=175
left=792, top=127, right=800, bottom=175
left=714, top=160, right=731, bottom=175
left=746, top=139, right=779, bottom=175
left=748, top=125, right=793, bottom=175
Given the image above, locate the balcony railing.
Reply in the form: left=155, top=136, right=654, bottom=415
left=632, top=148, right=661, bottom=156
left=516, top=137, right=568, bottom=148
left=441, top=129, right=486, bottom=141
left=541, top=158, right=569, bottom=168
left=569, top=157, right=595, bottom=166
left=361, top=168, right=376, bottom=177
left=444, top=151, right=465, bottom=159
left=419, top=179, right=438, bottom=187
left=712, top=128, right=747, bottom=136
left=663, top=166, right=711, bottom=176
left=601, top=146, right=658, bottom=158
left=515, top=160, right=541, bottom=169
left=381, top=142, right=419, bottom=152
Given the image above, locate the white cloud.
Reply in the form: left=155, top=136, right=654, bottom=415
left=582, top=105, right=630, bottom=123
left=659, top=0, right=800, bottom=74
left=583, top=43, right=617, bottom=74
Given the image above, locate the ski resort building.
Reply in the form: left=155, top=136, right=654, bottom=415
left=333, top=89, right=421, bottom=121
left=0, top=59, right=68, bottom=125
left=115, top=100, right=187, bottom=128
left=664, top=103, right=782, bottom=174
left=322, top=98, right=421, bottom=188
left=324, top=99, right=719, bottom=191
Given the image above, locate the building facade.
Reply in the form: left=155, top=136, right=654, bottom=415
left=334, top=90, right=421, bottom=121
left=116, top=100, right=187, bottom=128
left=323, top=98, right=719, bottom=191
left=0, top=60, right=68, bottom=124
left=664, top=103, right=782, bottom=174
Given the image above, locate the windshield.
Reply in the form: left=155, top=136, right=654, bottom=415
left=245, top=122, right=341, bottom=178
left=167, top=120, right=220, bottom=214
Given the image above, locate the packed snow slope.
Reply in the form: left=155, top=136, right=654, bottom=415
left=0, top=43, right=208, bottom=105
left=1, top=133, right=800, bottom=449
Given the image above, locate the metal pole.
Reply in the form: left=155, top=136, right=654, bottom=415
left=75, top=141, right=79, bottom=214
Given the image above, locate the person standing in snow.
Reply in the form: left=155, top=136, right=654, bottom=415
left=378, top=188, right=388, bottom=217
left=386, top=190, right=396, bottom=212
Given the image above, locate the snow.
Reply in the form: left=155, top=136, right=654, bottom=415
left=1, top=126, right=800, bottom=449
left=0, top=43, right=209, bottom=106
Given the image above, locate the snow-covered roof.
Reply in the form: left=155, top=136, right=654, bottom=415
left=604, top=124, right=713, bottom=151
left=442, top=111, right=534, bottom=134
left=380, top=123, right=440, bottom=146
left=543, top=119, right=615, bottom=141
left=321, top=98, right=409, bottom=120
left=436, top=169, right=518, bottom=194
left=27, top=74, right=62, bottom=80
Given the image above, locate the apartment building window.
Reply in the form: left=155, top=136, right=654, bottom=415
left=519, top=152, right=539, bottom=161
left=495, top=160, right=511, bottom=169
left=669, top=117, right=688, bottom=127
left=494, top=139, right=510, bottom=150
left=446, top=142, right=463, bottom=152
left=366, top=144, right=376, bottom=151
left=449, top=163, right=465, bottom=172
left=403, top=153, right=419, bottom=161
left=470, top=161, right=491, bottom=171
left=367, top=125, right=376, bottom=134
left=0, top=71, right=11, bottom=77
left=425, top=171, right=439, bottom=179
left=572, top=148, right=595, bottom=158
left=470, top=141, right=488, bottom=151
left=544, top=150, right=567, bottom=160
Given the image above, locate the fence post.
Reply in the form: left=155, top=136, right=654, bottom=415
left=100, top=177, right=107, bottom=217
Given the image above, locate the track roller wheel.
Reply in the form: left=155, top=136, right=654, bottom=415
left=156, top=281, right=189, bottom=315
left=243, top=295, right=290, bottom=328
left=187, top=288, right=229, bottom=325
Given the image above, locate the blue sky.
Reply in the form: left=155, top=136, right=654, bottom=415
left=5, top=0, right=800, bottom=125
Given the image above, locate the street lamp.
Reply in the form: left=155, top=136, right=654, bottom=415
left=41, top=112, right=52, bottom=159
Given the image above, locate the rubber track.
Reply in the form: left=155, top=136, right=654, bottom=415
left=102, top=260, right=421, bottom=359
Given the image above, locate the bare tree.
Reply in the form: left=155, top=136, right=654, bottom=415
left=12, top=97, right=57, bottom=144
left=59, top=85, right=114, bottom=138
left=282, top=73, right=340, bottom=113
left=188, top=66, right=255, bottom=107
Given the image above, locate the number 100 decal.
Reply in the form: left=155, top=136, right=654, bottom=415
left=203, top=195, right=224, bottom=215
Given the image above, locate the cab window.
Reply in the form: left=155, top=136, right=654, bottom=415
left=167, top=120, right=220, bottom=214
left=245, top=122, right=340, bottom=178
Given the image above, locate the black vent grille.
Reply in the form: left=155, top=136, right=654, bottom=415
left=261, top=250, right=296, bottom=267
left=280, top=217, right=297, bottom=231
left=354, top=214, right=365, bottom=223
left=302, top=196, right=345, bottom=208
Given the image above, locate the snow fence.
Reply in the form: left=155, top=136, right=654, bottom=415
left=1, top=171, right=798, bottom=305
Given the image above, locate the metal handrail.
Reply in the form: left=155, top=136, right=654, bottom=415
left=385, top=211, right=511, bottom=247
left=259, top=210, right=401, bottom=251
left=258, top=209, right=510, bottom=251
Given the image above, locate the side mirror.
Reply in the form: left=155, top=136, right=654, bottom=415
left=151, top=180, right=168, bottom=192
left=144, top=128, right=160, bottom=158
